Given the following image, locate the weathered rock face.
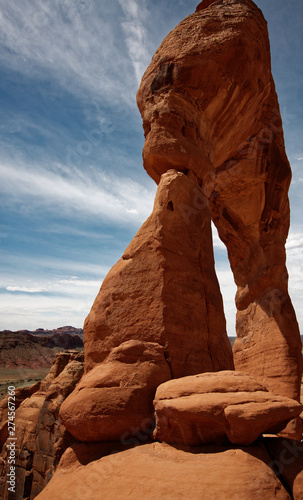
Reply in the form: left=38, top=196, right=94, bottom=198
left=137, top=0, right=302, bottom=402
left=137, top=0, right=272, bottom=186
left=0, top=351, right=84, bottom=500
left=0, top=381, right=41, bottom=449
left=264, top=437, right=303, bottom=500
left=84, top=169, right=233, bottom=378
left=59, top=340, right=171, bottom=442
left=36, top=441, right=291, bottom=500
left=153, top=371, right=302, bottom=446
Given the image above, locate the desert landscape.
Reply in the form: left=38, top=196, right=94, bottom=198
left=0, top=0, right=302, bottom=499
left=0, top=327, right=83, bottom=399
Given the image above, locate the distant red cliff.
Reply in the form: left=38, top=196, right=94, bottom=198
left=0, top=326, right=83, bottom=369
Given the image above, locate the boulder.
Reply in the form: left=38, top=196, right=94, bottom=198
left=153, top=371, right=302, bottom=446
left=137, top=0, right=302, bottom=404
left=60, top=340, right=171, bottom=442
left=36, top=441, right=291, bottom=500
left=84, top=169, right=233, bottom=378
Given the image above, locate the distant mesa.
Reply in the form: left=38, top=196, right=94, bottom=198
left=0, top=326, right=83, bottom=369
left=1, top=326, right=83, bottom=339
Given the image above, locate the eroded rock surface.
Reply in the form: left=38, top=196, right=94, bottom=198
left=84, top=169, right=233, bottom=378
left=60, top=340, right=170, bottom=442
left=36, top=441, right=291, bottom=500
left=153, top=371, right=302, bottom=446
left=264, top=437, right=303, bottom=500
left=0, top=351, right=84, bottom=500
left=137, top=0, right=302, bottom=403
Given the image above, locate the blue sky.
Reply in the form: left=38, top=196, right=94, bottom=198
left=0, top=0, right=302, bottom=335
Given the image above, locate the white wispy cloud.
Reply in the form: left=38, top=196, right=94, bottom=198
left=118, top=0, right=152, bottom=85
left=0, top=292, right=92, bottom=331
left=37, top=224, right=115, bottom=240
left=215, top=268, right=237, bottom=337
left=0, top=0, right=142, bottom=106
left=0, top=252, right=111, bottom=280
left=287, top=239, right=303, bottom=330
left=5, top=277, right=101, bottom=297
left=6, top=286, right=48, bottom=293
left=286, top=232, right=303, bottom=250
left=211, top=224, right=226, bottom=249
left=0, top=158, right=156, bottom=224
left=0, top=274, right=102, bottom=330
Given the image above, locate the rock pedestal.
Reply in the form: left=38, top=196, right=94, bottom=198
left=61, top=169, right=233, bottom=445
left=84, top=169, right=233, bottom=378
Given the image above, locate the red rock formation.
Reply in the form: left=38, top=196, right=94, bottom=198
left=36, top=441, right=291, bottom=500
left=137, top=0, right=302, bottom=404
left=0, top=381, right=41, bottom=449
left=9, top=2, right=303, bottom=499
left=264, top=437, right=303, bottom=500
left=153, top=371, right=302, bottom=446
left=66, top=169, right=233, bottom=446
left=60, top=340, right=170, bottom=442
left=0, top=351, right=84, bottom=500
left=84, top=169, right=233, bottom=378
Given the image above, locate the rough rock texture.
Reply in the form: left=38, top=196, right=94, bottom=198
left=36, top=441, right=291, bottom=500
left=0, top=351, right=84, bottom=500
left=153, top=371, right=302, bottom=446
left=59, top=340, right=171, bottom=442
left=137, top=0, right=302, bottom=403
left=264, top=437, right=303, bottom=500
left=84, top=169, right=233, bottom=378
left=0, top=382, right=41, bottom=448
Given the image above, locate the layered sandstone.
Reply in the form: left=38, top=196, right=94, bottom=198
left=153, top=371, right=302, bottom=446
left=0, top=352, right=84, bottom=500
left=84, top=169, right=233, bottom=378
left=137, top=0, right=302, bottom=402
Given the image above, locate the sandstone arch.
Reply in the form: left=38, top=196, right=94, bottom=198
left=137, top=0, right=302, bottom=402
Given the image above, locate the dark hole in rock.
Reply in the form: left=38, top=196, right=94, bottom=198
left=167, top=201, right=174, bottom=211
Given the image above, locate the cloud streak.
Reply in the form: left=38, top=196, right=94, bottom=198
left=286, top=232, right=303, bottom=250
left=5, top=277, right=101, bottom=297
left=0, top=157, right=156, bottom=224
left=0, top=0, right=142, bottom=106
left=0, top=274, right=102, bottom=331
left=0, top=292, right=92, bottom=331
left=118, top=0, right=152, bottom=85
